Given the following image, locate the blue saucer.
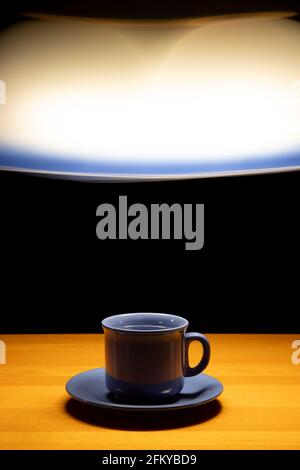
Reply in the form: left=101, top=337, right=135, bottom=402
left=66, top=368, right=223, bottom=412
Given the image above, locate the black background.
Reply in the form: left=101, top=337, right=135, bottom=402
left=0, top=170, right=299, bottom=333
left=2, top=0, right=300, bottom=21
left=0, top=1, right=300, bottom=334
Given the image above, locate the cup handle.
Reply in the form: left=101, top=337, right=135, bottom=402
left=184, top=332, right=211, bottom=377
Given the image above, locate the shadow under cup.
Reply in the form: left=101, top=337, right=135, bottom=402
left=102, top=313, right=210, bottom=401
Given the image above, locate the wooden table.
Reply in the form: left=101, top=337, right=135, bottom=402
left=0, top=334, right=299, bottom=450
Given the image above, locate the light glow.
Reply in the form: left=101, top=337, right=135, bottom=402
left=1, top=15, right=300, bottom=172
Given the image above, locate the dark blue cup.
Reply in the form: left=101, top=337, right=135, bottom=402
left=102, top=312, right=210, bottom=400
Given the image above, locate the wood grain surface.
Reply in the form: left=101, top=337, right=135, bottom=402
left=0, top=334, right=299, bottom=450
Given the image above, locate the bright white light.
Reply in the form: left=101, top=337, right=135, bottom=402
left=1, top=16, right=300, bottom=164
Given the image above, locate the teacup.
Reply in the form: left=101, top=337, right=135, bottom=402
left=102, top=312, right=210, bottom=400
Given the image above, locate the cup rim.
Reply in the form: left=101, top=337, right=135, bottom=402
left=101, top=312, right=189, bottom=333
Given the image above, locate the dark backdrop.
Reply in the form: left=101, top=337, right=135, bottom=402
left=0, top=170, right=299, bottom=333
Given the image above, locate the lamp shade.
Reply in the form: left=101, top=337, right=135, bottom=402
left=1, top=6, right=300, bottom=179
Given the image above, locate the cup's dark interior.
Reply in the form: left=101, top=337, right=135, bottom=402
left=102, top=313, right=188, bottom=332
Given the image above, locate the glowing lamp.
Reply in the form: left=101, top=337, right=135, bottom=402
left=1, top=3, right=300, bottom=179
